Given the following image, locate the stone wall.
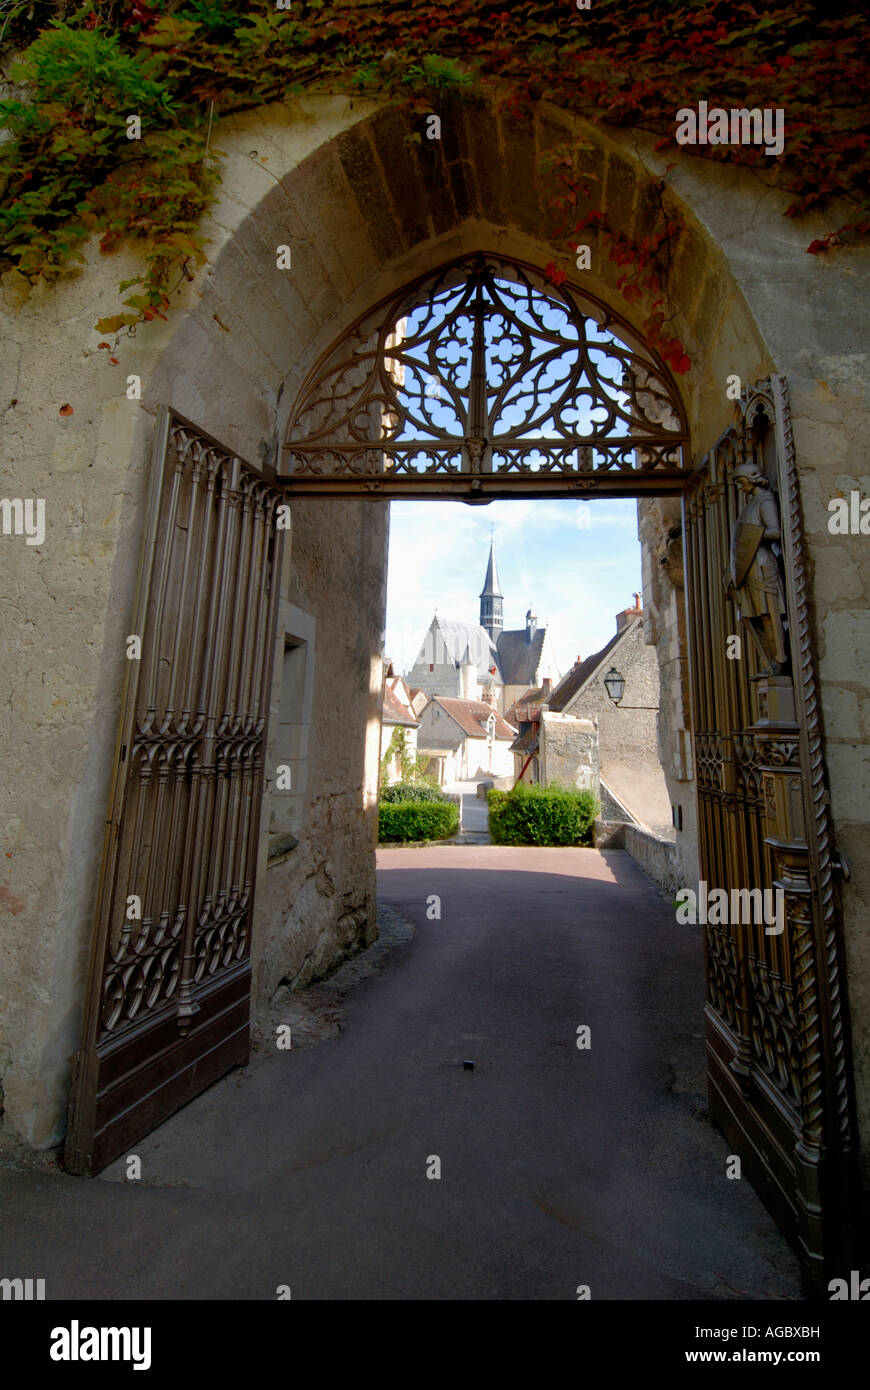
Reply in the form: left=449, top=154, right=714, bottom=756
left=253, top=496, right=387, bottom=1001
left=636, top=499, right=699, bottom=885
left=539, top=714, right=599, bottom=793
left=624, top=825, right=682, bottom=899
left=562, top=618, right=675, bottom=840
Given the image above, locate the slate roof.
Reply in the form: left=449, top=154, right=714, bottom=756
left=432, top=617, right=500, bottom=680
left=510, top=724, right=539, bottom=755
left=411, top=612, right=550, bottom=688
left=431, top=697, right=517, bottom=741
left=495, top=626, right=547, bottom=687
left=479, top=540, right=503, bottom=597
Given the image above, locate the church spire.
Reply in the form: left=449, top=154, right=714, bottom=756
left=479, top=535, right=503, bottom=640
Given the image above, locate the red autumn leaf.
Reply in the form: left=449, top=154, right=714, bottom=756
left=754, top=63, right=776, bottom=77
left=806, top=238, right=830, bottom=254
left=97, top=342, right=111, bottom=350
left=622, top=283, right=642, bottom=303
left=544, top=262, right=567, bottom=285
left=59, top=403, right=73, bottom=416
left=109, top=357, right=120, bottom=365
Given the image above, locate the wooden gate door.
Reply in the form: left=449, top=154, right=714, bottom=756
left=65, top=408, right=283, bottom=1176
left=683, top=375, right=858, bottom=1290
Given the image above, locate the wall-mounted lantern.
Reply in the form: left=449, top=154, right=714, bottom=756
left=603, top=666, right=658, bottom=711
left=603, top=667, right=626, bottom=706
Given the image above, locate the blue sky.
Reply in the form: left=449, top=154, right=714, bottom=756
left=382, top=265, right=650, bottom=679
left=384, top=496, right=643, bottom=680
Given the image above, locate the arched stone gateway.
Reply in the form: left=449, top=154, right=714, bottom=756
left=3, top=95, right=869, bottom=1293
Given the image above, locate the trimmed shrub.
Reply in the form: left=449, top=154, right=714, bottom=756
left=488, top=784, right=598, bottom=847
left=380, top=781, right=448, bottom=804
left=378, top=800, right=459, bottom=843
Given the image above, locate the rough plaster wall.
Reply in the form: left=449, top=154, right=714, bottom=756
left=1, top=91, right=869, bottom=1175
left=0, top=95, right=384, bottom=1145
left=253, top=497, right=387, bottom=1002
left=637, top=498, right=699, bottom=883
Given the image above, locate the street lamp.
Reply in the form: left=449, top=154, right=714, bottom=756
left=603, top=666, right=658, bottom=710
left=603, top=667, right=626, bottom=705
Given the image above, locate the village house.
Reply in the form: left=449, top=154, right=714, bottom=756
left=378, top=661, right=421, bottom=786
left=509, top=598, right=673, bottom=838
left=415, top=695, right=517, bottom=785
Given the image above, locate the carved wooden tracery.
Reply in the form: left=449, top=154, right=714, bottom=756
left=684, top=377, right=857, bottom=1289
left=280, top=252, right=690, bottom=499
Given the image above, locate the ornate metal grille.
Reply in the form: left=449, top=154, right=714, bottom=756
left=280, top=253, right=689, bottom=499
left=65, top=408, right=283, bottom=1175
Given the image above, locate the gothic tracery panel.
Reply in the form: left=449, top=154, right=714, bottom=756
left=281, top=253, right=689, bottom=498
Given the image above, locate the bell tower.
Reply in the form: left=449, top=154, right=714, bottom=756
left=479, top=535, right=503, bottom=640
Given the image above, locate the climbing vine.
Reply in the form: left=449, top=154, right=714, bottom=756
left=1, top=0, right=867, bottom=365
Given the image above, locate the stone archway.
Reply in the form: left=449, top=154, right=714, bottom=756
left=3, top=91, right=869, bottom=1287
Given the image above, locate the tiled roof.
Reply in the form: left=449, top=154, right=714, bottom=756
left=382, top=684, right=419, bottom=726
left=504, top=685, right=545, bottom=725
left=433, top=696, right=517, bottom=741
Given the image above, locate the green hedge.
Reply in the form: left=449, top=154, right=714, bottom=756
left=378, top=800, right=459, bottom=843
left=380, top=781, right=448, bottom=804
left=488, top=784, right=598, bottom=846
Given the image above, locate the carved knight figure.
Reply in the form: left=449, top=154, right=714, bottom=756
left=724, top=461, right=788, bottom=671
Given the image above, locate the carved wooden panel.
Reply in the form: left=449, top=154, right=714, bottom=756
left=684, top=377, right=858, bottom=1291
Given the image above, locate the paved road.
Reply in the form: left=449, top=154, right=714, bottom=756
left=457, top=788, right=491, bottom=843
left=0, top=847, right=801, bottom=1300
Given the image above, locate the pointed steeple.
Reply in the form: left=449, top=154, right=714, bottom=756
left=479, top=536, right=504, bottom=640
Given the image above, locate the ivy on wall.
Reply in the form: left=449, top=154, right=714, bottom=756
left=1, top=0, right=867, bottom=366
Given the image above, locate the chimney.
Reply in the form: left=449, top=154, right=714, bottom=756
left=541, top=677, right=552, bottom=697
left=616, top=593, right=643, bottom=633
